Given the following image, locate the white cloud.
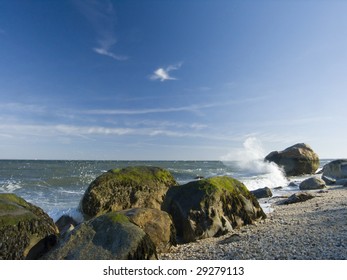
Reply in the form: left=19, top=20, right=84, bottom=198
left=83, top=97, right=266, bottom=116
left=74, top=0, right=127, bottom=61
left=150, top=62, right=183, bottom=81
left=0, top=102, right=46, bottom=114
left=93, top=47, right=128, bottom=61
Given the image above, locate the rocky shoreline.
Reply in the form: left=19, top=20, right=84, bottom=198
left=1, top=144, right=346, bottom=260
left=160, top=185, right=347, bottom=260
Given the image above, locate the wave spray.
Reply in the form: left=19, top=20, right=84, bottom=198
left=223, top=137, right=288, bottom=190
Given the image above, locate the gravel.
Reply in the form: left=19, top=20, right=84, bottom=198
left=159, top=186, right=347, bottom=260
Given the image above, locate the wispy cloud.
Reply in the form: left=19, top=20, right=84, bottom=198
left=93, top=47, right=128, bottom=61
left=0, top=102, right=46, bottom=114
left=0, top=123, right=217, bottom=144
left=0, top=123, right=134, bottom=138
left=83, top=96, right=267, bottom=116
left=74, top=0, right=127, bottom=61
left=150, top=62, right=183, bottom=81
left=84, top=103, right=211, bottom=115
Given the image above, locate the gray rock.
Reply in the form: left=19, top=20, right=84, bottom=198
left=322, top=175, right=336, bottom=185
left=279, top=192, right=315, bottom=205
left=265, top=143, right=320, bottom=176
left=43, top=212, right=157, bottom=260
left=80, top=166, right=178, bottom=218
left=162, top=176, right=266, bottom=243
left=251, top=187, right=273, bottom=199
left=299, top=177, right=326, bottom=190
left=119, top=208, right=176, bottom=253
left=322, top=159, right=347, bottom=179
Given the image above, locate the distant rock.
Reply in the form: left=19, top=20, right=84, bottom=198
left=119, top=208, right=176, bottom=253
left=265, top=143, right=320, bottom=176
left=322, top=159, right=347, bottom=180
left=0, top=193, right=59, bottom=260
left=299, top=177, right=326, bottom=190
left=251, top=187, right=273, bottom=199
left=43, top=212, right=157, bottom=260
left=278, top=192, right=315, bottom=205
left=162, top=176, right=266, bottom=243
left=80, top=166, right=178, bottom=218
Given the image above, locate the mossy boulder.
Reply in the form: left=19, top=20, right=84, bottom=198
left=43, top=212, right=157, bottom=260
left=119, top=208, right=176, bottom=253
left=265, top=143, right=320, bottom=176
left=162, top=176, right=266, bottom=243
left=0, top=193, right=59, bottom=260
left=81, top=166, right=178, bottom=219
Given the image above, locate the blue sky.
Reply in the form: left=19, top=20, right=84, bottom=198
left=0, top=0, right=346, bottom=160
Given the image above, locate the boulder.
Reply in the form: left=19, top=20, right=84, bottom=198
left=322, top=159, right=347, bottom=180
left=278, top=192, right=315, bottom=205
left=162, top=176, right=266, bottom=243
left=119, top=208, right=176, bottom=253
left=299, top=177, right=326, bottom=190
left=43, top=212, right=157, bottom=260
left=265, top=143, right=320, bottom=176
left=251, top=187, right=273, bottom=199
left=0, top=193, right=59, bottom=260
left=80, top=166, right=178, bottom=218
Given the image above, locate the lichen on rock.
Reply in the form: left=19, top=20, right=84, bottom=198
left=80, top=166, right=178, bottom=219
left=0, top=193, right=59, bottom=260
left=162, top=176, right=266, bottom=243
left=43, top=212, right=157, bottom=260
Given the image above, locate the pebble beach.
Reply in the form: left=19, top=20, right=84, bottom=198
left=160, top=186, right=347, bottom=260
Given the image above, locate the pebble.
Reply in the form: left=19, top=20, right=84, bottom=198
left=160, top=187, right=347, bottom=260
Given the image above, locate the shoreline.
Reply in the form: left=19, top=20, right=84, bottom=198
left=160, top=185, right=347, bottom=260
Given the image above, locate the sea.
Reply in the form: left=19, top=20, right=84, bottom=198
left=0, top=159, right=332, bottom=223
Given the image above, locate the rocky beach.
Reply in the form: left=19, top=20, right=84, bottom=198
left=1, top=144, right=347, bottom=260
left=160, top=185, right=347, bottom=260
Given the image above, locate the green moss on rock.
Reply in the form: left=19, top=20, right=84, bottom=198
left=43, top=211, right=157, bottom=260
left=103, top=212, right=130, bottom=224
left=162, top=176, right=266, bottom=243
left=0, top=193, right=59, bottom=260
left=81, top=166, right=178, bottom=219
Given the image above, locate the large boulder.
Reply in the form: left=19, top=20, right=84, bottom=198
left=119, top=208, right=176, bottom=253
left=81, top=166, right=178, bottom=218
left=265, top=143, right=320, bottom=176
left=43, top=212, right=157, bottom=260
left=0, top=193, right=59, bottom=260
left=299, top=177, right=326, bottom=190
left=162, top=176, right=266, bottom=243
left=322, top=160, right=347, bottom=180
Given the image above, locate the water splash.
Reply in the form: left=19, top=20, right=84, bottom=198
left=223, top=137, right=288, bottom=190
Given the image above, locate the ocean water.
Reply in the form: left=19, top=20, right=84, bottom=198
left=0, top=159, right=332, bottom=222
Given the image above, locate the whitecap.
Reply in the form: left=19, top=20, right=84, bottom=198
left=0, top=181, right=23, bottom=192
